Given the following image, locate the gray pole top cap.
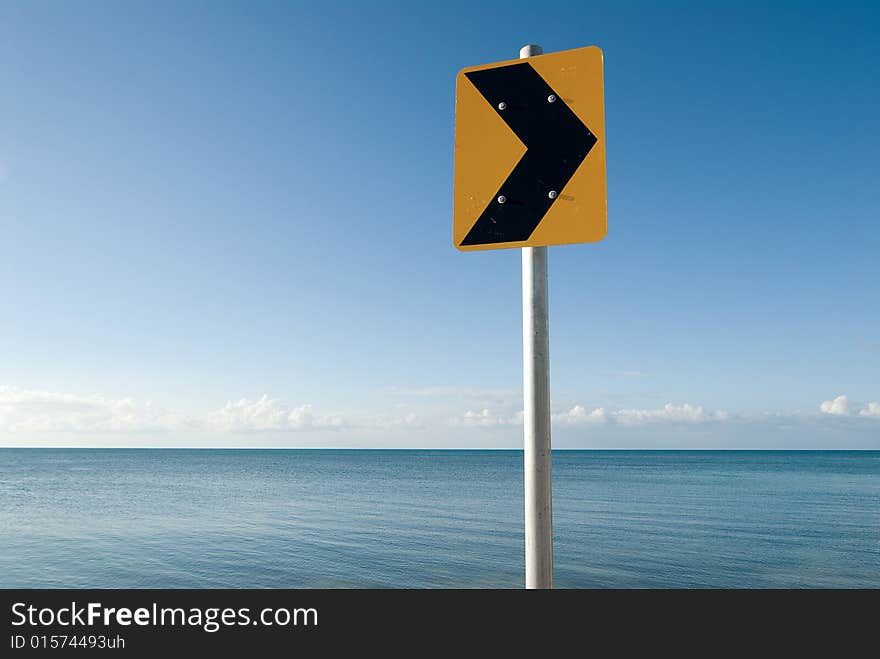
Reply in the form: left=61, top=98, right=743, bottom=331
left=519, top=44, right=543, bottom=58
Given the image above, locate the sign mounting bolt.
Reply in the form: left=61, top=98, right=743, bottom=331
left=547, top=94, right=557, bottom=103
left=548, top=190, right=558, bottom=199
left=498, top=101, right=507, bottom=111
left=497, top=195, right=507, bottom=204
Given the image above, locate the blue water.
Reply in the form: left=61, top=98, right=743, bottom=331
left=1, top=450, right=878, bottom=588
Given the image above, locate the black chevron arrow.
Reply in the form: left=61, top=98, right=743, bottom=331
left=460, top=62, right=597, bottom=246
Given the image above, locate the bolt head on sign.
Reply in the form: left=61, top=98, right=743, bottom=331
left=453, top=46, right=607, bottom=251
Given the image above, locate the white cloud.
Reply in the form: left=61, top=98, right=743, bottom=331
left=461, top=409, right=494, bottom=426
left=455, top=408, right=522, bottom=427
left=860, top=402, right=880, bottom=418
left=820, top=395, right=852, bottom=416
left=613, top=403, right=728, bottom=426
left=205, top=396, right=423, bottom=432
left=553, top=405, right=607, bottom=426
left=208, top=395, right=344, bottom=432
left=0, top=386, right=186, bottom=433
left=820, top=395, right=879, bottom=418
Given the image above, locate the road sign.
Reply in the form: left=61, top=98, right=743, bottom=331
left=453, top=46, right=606, bottom=251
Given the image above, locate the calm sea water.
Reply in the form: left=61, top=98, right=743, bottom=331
left=1, top=450, right=878, bottom=588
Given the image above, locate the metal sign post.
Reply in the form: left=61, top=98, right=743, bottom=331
left=519, top=43, right=553, bottom=590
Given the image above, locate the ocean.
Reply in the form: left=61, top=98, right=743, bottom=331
left=1, top=449, right=878, bottom=588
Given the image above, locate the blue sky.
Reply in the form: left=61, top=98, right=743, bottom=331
left=1, top=1, right=878, bottom=447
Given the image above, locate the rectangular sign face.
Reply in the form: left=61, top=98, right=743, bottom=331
left=453, top=46, right=607, bottom=251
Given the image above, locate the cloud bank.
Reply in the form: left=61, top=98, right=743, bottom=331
left=0, top=387, right=420, bottom=436
left=0, top=386, right=187, bottom=433
left=1, top=385, right=877, bottom=448
left=456, top=403, right=730, bottom=428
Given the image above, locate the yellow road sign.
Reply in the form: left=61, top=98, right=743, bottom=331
left=453, top=46, right=607, bottom=251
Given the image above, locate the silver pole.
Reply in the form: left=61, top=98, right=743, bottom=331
left=520, top=43, right=553, bottom=589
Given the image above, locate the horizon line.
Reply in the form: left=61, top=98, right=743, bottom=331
left=1, top=446, right=878, bottom=452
